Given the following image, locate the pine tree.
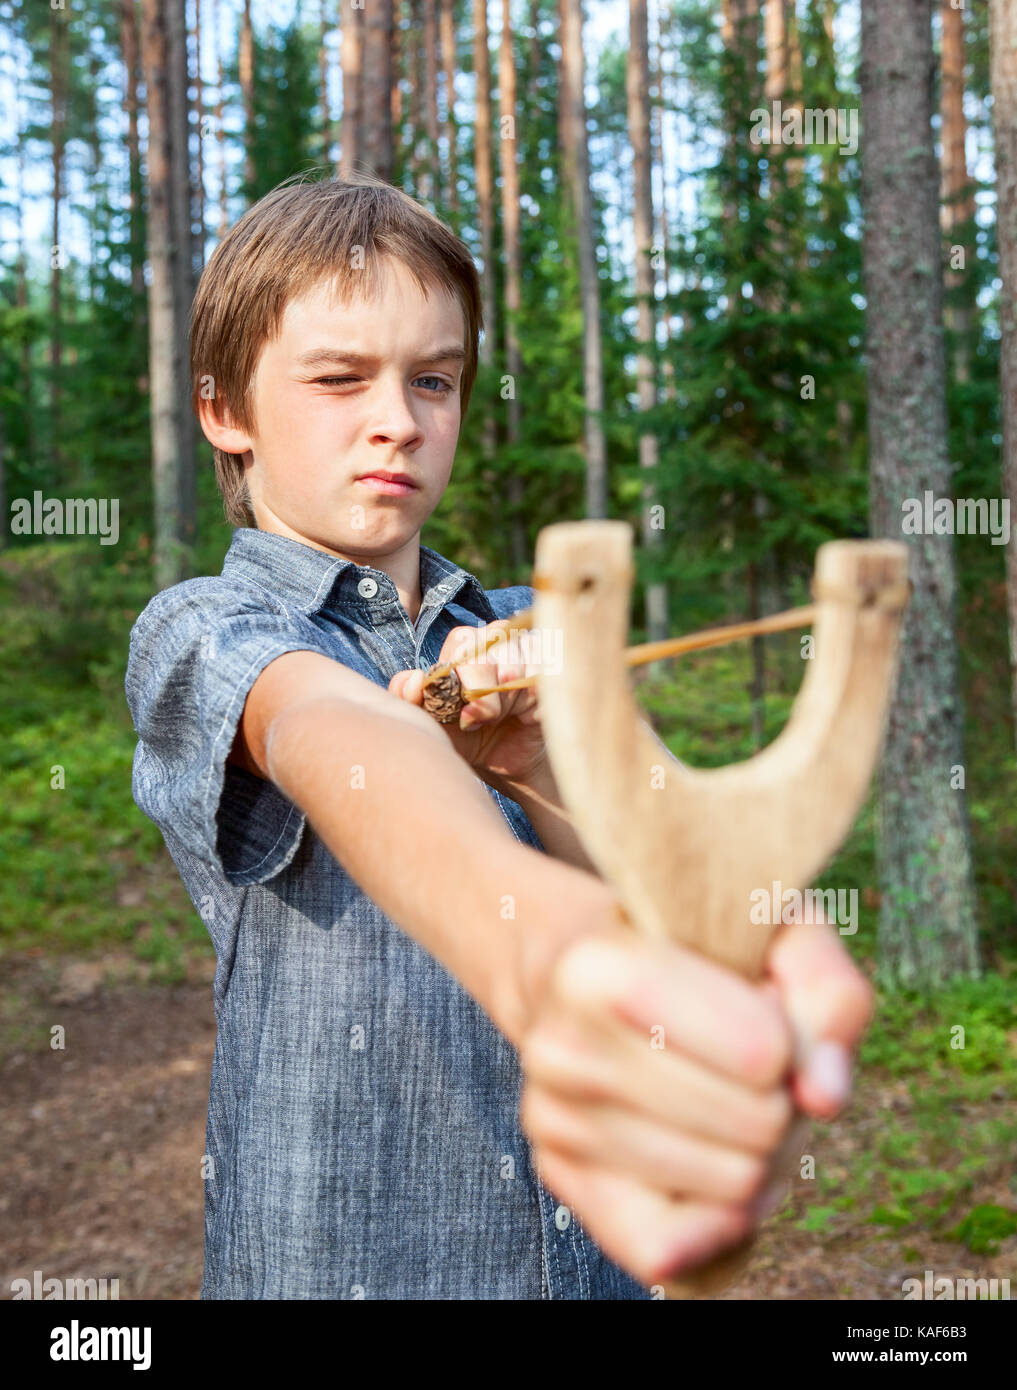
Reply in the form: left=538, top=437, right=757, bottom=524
left=861, top=0, right=979, bottom=986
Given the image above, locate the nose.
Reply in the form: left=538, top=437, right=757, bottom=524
left=366, top=374, right=424, bottom=452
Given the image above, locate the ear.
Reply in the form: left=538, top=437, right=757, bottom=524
left=197, top=392, right=254, bottom=455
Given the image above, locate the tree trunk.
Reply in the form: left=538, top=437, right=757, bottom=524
left=628, top=0, right=668, bottom=643
left=194, top=0, right=205, bottom=267
left=49, top=4, right=68, bottom=483
left=500, top=0, right=527, bottom=572
left=424, top=0, right=442, bottom=202
left=168, top=0, right=198, bottom=551
left=14, top=58, right=34, bottom=470
left=141, top=0, right=197, bottom=587
left=240, top=0, right=255, bottom=195
left=213, top=0, right=229, bottom=235
left=440, top=0, right=458, bottom=212
left=557, top=0, right=571, bottom=170
left=341, top=0, right=364, bottom=176
left=653, top=4, right=674, bottom=403
left=941, top=0, right=974, bottom=384
left=860, top=0, right=979, bottom=987
left=362, top=0, right=394, bottom=180
left=320, top=0, right=336, bottom=169
left=990, top=0, right=1017, bottom=765
left=824, top=0, right=836, bottom=46
left=391, top=1, right=402, bottom=135
left=121, top=0, right=146, bottom=303
left=474, top=0, right=497, bottom=464
left=561, top=0, right=607, bottom=519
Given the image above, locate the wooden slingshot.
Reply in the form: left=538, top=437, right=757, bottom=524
left=430, top=520, right=910, bottom=1297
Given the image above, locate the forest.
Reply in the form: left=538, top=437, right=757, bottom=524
left=1, top=0, right=1015, bottom=1304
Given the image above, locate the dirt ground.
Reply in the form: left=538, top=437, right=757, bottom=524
left=1, top=951, right=1014, bottom=1301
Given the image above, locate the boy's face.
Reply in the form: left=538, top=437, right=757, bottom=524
left=217, top=258, right=467, bottom=559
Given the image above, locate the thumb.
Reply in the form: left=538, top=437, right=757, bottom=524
left=388, top=669, right=426, bottom=705
left=765, top=919, right=874, bottom=1119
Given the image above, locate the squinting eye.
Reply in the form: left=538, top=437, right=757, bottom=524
left=415, top=376, right=453, bottom=393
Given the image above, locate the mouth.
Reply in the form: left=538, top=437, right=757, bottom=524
left=354, top=473, right=419, bottom=497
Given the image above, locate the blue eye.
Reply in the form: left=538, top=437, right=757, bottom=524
left=415, top=376, right=453, bottom=393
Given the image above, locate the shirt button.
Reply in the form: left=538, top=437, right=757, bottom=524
left=357, top=576, right=379, bottom=599
left=554, top=1204, right=571, bottom=1232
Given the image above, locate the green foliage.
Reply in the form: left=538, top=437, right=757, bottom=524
left=0, top=538, right=209, bottom=968
left=234, top=19, right=324, bottom=206
left=949, top=1204, right=1017, bottom=1255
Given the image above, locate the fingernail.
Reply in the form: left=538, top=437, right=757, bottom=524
left=806, top=1041, right=852, bottom=1106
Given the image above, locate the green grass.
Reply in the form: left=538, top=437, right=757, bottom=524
left=791, top=970, right=1017, bottom=1240
left=0, top=535, right=215, bottom=977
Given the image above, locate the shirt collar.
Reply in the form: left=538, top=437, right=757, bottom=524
left=220, top=526, right=497, bottom=623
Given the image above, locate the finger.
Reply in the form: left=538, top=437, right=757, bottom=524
left=521, top=1082, right=771, bottom=1206
left=388, top=669, right=425, bottom=704
left=457, top=662, right=528, bottom=728
left=547, top=933, right=794, bottom=1091
left=531, top=1145, right=753, bottom=1290
left=520, top=1013, right=793, bottom=1156
left=766, top=919, right=874, bottom=1117
left=437, top=620, right=512, bottom=669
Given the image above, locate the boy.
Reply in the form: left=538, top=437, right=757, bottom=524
left=125, top=174, right=871, bottom=1299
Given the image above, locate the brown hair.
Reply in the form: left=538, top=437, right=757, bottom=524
left=189, top=171, right=483, bottom=527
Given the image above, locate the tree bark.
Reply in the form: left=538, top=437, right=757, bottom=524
left=141, top=0, right=197, bottom=586
left=13, top=27, right=33, bottom=470
left=320, top=0, right=336, bottom=169
left=409, top=0, right=426, bottom=193
left=213, top=0, right=229, bottom=235
left=341, top=0, right=364, bottom=176
left=557, top=0, right=571, bottom=170
left=194, top=0, right=205, bottom=266
left=500, top=0, right=527, bottom=572
left=49, top=4, right=68, bottom=482
left=424, top=0, right=442, bottom=202
left=239, top=0, right=255, bottom=195
left=628, top=0, right=668, bottom=643
left=362, top=0, right=394, bottom=180
left=440, top=0, right=458, bottom=212
left=860, top=0, right=979, bottom=987
left=941, top=0, right=974, bottom=383
left=561, top=0, right=607, bottom=519
left=120, top=0, right=146, bottom=303
left=990, top=0, right=1017, bottom=764
left=654, top=1, right=674, bottom=402
left=168, top=0, right=198, bottom=549
left=391, top=0, right=402, bottom=135
left=474, top=0, right=497, bottom=463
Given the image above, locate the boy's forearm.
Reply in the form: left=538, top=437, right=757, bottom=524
left=263, top=695, right=609, bottom=1047
left=492, top=761, right=600, bottom=874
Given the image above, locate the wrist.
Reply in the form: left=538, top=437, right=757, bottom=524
left=505, top=858, right=623, bottom=1043
left=484, top=751, right=559, bottom=808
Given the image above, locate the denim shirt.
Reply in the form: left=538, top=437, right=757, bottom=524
left=124, top=526, right=651, bottom=1300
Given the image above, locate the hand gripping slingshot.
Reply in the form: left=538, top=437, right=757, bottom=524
left=424, top=520, right=910, bottom=1297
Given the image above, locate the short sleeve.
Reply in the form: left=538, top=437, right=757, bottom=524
left=125, top=582, right=339, bottom=886
left=486, top=583, right=534, bottom=621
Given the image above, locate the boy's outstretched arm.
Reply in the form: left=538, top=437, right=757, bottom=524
left=235, top=647, right=873, bottom=1288
left=230, top=647, right=610, bottom=1049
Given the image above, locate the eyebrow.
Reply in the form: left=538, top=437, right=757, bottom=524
left=295, top=346, right=467, bottom=369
